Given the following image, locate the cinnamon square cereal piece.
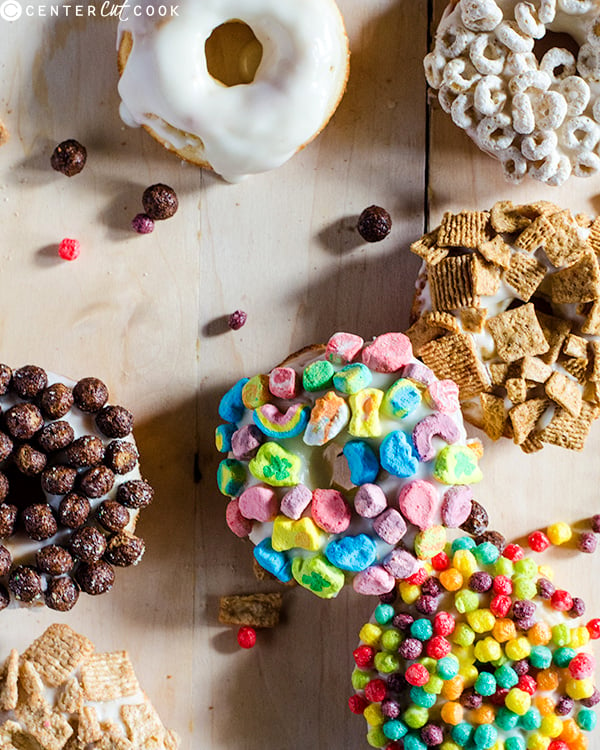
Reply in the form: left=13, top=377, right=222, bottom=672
left=419, top=332, right=490, bottom=399
left=563, top=334, right=588, bottom=359
left=503, top=252, right=546, bottom=302
left=552, top=251, right=600, bottom=303
left=519, top=432, right=544, bottom=454
left=522, top=201, right=561, bottom=218
left=0, top=121, right=8, bottom=147
left=218, top=592, right=283, bottom=628
left=588, top=215, right=600, bottom=254
left=562, top=358, right=588, bottom=385
left=78, top=706, right=103, bottom=744
left=472, top=256, right=501, bottom=296
left=95, top=723, right=136, bottom=750
left=0, top=720, right=28, bottom=750
left=405, top=316, right=446, bottom=355
left=581, top=299, right=600, bottom=335
left=23, top=623, right=94, bottom=688
left=410, top=229, right=448, bottom=265
left=545, top=371, right=582, bottom=417
left=545, top=210, right=590, bottom=267
left=478, top=234, right=511, bottom=268
left=424, top=311, right=462, bottom=333
left=539, top=402, right=600, bottom=451
left=460, top=307, right=487, bottom=333
left=536, top=311, right=571, bottom=364
left=429, top=254, right=477, bottom=311
left=490, top=200, right=531, bottom=234
left=121, top=702, right=165, bottom=746
left=589, top=341, right=600, bottom=381
left=437, top=211, right=490, bottom=248
left=514, top=214, right=555, bottom=253
left=0, top=649, right=18, bottom=711
left=81, top=652, right=140, bottom=702
left=520, top=356, right=552, bottom=383
left=505, top=378, right=528, bottom=404
left=15, top=700, right=73, bottom=750
left=486, top=303, right=549, bottom=362
left=19, top=661, right=45, bottom=706
left=489, top=362, right=509, bottom=386
left=479, top=393, right=507, bottom=441
left=57, top=676, right=84, bottom=714
left=509, top=398, right=549, bottom=445
left=576, top=213, right=592, bottom=228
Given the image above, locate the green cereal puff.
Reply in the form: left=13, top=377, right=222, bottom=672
left=513, top=558, right=537, bottom=577
left=552, top=624, right=570, bottom=646
left=303, top=360, right=335, bottom=392
left=367, top=726, right=387, bottom=748
left=352, top=668, right=373, bottom=690
left=374, top=651, right=399, bottom=674
left=452, top=623, right=475, bottom=646
left=512, top=575, right=537, bottom=600
left=381, top=628, right=401, bottom=651
left=454, top=589, right=479, bottom=614
left=403, top=706, right=429, bottom=729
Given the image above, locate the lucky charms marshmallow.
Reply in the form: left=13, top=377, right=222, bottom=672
left=216, top=333, right=486, bottom=599
left=350, top=535, right=600, bottom=750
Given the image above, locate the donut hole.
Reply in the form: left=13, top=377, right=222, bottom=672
left=205, top=21, right=263, bottom=87
left=533, top=31, right=580, bottom=76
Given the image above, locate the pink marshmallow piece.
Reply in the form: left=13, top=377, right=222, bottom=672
left=311, top=488, right=351, bottom=533
left=361, top=332, right=413, bottom=373
left=231, top=424, right=263, bottom=460
left=441, top=485, right=473, bottom=528
left=269, top=367, right=297, bottom=400
left=280, top=484, right=312, bottom=520
left=238, top=486, right=279, bottom=522
left=373, top=508, right=407, bottom=544
left=403, top=361, right=437, bottom=386
left=398, top=479, right=439, bottom=531
left=353, top=565, right=395, bottom=595
left=325, top=332, right=364, bottom=364
left=426, top=379, right=460, bottom=414
left=383, top=548, right=418, bottom=579
left=412, top=413, right=461, bottom=462
left=226, top=499, right=253, bottom=537
left=354, top=483, right=388, bottom=518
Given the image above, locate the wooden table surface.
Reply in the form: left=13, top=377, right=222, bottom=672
left=1, top=1, right=600, bottom=748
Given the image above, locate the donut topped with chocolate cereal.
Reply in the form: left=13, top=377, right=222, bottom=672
left=0, top=365, right=152, bottom=612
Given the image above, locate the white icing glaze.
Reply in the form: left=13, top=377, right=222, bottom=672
left=117, top=0, right=349, bottom=182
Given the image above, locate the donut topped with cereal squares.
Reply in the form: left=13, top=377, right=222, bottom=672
left=350, top=534, right=600, bottom=750
left=216, top=332, right=486, bottom=599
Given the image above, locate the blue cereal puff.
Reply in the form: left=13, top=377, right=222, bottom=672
left=333, top=363, right=372, bottom=395
left=343, top=439, right=379, bottom=484
left=218, top=378, right=250, bottom=423
left=382, top=379, right=422, bottom=419
left=254, top=538, right=292, bottom=582
left=380, top=431, right=418, bottom=478
left=215, top=423, right=237, bottom=453
left=217, top=459, right=246, bottom=497
left=325, top=534, right=377, bottom=572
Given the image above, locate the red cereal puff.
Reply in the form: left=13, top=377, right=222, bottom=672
left=58, top=238, right=80, bottom=261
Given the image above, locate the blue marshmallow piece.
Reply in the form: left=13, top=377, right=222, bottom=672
left=332, top=363, right=373, bottom=395
left=325, top=534, right=377, bottom=572
left=382, top=378, right=422, bottom=419
left=218, top=377, right=250, bottom=423
left=215, top=423, right=237, bottom=453
left=254, top=538, right=293, bottom=582
left=380, top=431, right=419, bottom=478
left=343, top=439, right=379, bottom=485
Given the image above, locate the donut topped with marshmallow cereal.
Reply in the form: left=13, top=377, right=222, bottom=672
left=425, top=0, right=600, bottom=186
left=216, top=333, right=485, bottom=600
left=350, top=534, right=600, bottom=750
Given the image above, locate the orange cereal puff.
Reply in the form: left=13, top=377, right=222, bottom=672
left=408, top=203, right=600, bottom=452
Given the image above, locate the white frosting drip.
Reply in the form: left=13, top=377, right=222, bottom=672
left=117, top=0, right=349, bottom=181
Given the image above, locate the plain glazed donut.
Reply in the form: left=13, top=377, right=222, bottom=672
left=117, top=0, right=350, bottom=182
left=425, top=0, right=600, bottom=186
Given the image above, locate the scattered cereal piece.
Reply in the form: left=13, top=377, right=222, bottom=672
left=58, top=238, right=81, bottom=261
left=357, top=205, right=392, bottom=242
left=228, top=310, right=247, bottom=330
left=218, top=593, right=283, bottom=628
left=50, top=139, right=87, bottom=176
left=142, top=183, right=178, bottom=220
left=131, top=213, right=155, bottom=234
left=237, top=626, right=257, bottom=649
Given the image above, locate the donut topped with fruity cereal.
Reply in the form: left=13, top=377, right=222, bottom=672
left=216, top=332, right=486, bottom=599
left=350, top=535, right=600, bottom=750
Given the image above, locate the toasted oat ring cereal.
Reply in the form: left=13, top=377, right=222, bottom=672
left=0, top=365, right=152, bottom=612
left=408, top=202, right=600, bottom=452
left=425, top=0, right=600, bottom=186
left=0, top=623, right=179, bottom=748
left=216, top=332, right=489, bottom=600
left=350, top=533, right=600, bottom=750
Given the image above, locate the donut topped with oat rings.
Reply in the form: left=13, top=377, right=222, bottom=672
left=425, top=0, right=600, bottom=186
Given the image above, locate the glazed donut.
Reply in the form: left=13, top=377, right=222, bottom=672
left=350, top=532, right=600, bottom=749
left=117, top=0, right=350, bottom=182
left=216, top=332, right=487, bottom=600
left=425, top=0, right=600, bottom=185
left=408, top=201, right=600, bottom=452
left=0, top=365, right=152, bottom=612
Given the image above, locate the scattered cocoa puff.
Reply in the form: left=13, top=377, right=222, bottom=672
left=36, top=545, right=73, bottom=575
left=76, top=560, right=114, bottom=595
left=0, top=433, right=12, bottom=462
left=8, top=565, right=42, bottom=602
left=142, top=183, right=178, bottom=220
left=50, top=139, right=87, bottom=177
left=12, top=365, right=47, bottom=399
left=79, top=466, right=115, bottom=498
left=64, top=435, right=105, bottom=467
left=0, top=585, right=8, bottom=611
left=13, top=444, right=47, bottom=476
left=0, top=503, right=17, bottom=537
left=58, top=492, right=91, bottom=529
left=73, top=377, right=108, bottom=412
left=41, top=465, right=77, bottom=495
left=45, top=576, right=79, bottom=611
left=97, top=500, right=130, bottom=532
left=105, top=532, right=145, bottom=567
left=22, top=504, right=58, bottom=541
left=0, top=544, right=11, bottom=576
left=40, top=382, right=74, bottom=419
left=5, top=403, right=44, bottom=440
left=104, top=440, right=138, bottom=474
left=117, top=479, right=154, bottom=509
left=357, top=205, right=392, bottom=242
left=0, top=474, right=8, bottom=503
left=69, top=526, right=107, bottom=563
left=0, top=365, right=11, bottom=395
left=476, top=530, right=506, bottom=552
left=460, top=500, right=489, bottom=536
left=95, top=405, right=133, bottom=438
left=38, top=420, right=75, bottom=452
